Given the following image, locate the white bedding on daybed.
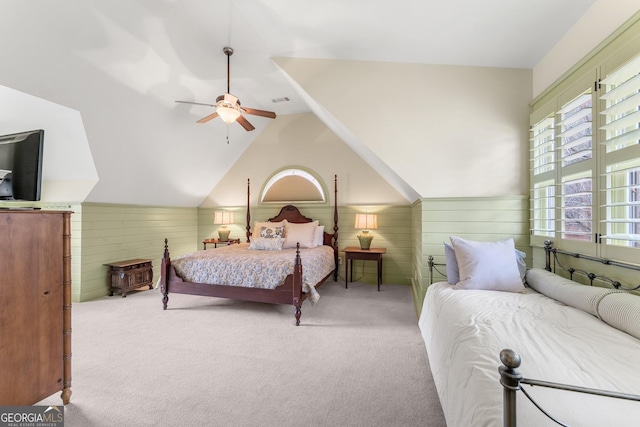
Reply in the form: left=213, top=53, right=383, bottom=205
left=419, top=275, right=640, bottom=427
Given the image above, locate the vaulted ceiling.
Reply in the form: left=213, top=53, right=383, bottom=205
left=1, top=0, right=600, bottom=206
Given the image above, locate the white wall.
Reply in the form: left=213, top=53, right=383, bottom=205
left=201, top=113, right=408, bottom=207
left=533, top=0, right=640, bottom=97
left=0, top=86, right=98, bottom=202
left=275, top=58, right=532, bottom=199
left=0, top=1, right=259, bottom=207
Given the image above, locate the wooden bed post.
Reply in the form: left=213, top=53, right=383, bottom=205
left=246, top=178, right=251, bottom=243
left=161, top=238, right=170, bottom=310
left=499, top=349, right=522, bottom=427
left=333, top=174, right=339, bottom=281
left=293, top=243, right=303, bottom=326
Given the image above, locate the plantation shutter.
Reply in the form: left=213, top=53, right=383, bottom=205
left=558, top=87, right=593, bottom=243
left=530, top=107, right=556, bottom=245
left=599, top=55, right=640, bottom=255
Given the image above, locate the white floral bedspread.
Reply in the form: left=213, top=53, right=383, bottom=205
left=172, top=243, right=335, bottom=302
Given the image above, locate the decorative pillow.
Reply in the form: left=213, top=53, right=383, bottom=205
left=525, top=268, right=621, bottom=317
left=444, top=241, right=527, bottom=285
left=449, top=236, right=525, bottom=292
left=252, top=220, right=286, bottom=239
left=315, top=225, right=325, bottom=246
left=597, top=292, right=640, bottom=340
left=443, top=242, right=460, bottom=285
left=248, top=237, right=284, bottom=251
left=260, top=225, right=284, bottom=239
left=283, top=221, right=318, bottom=249
left=515, top=249, right=527, bottom=284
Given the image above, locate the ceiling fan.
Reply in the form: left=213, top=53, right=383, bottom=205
left=175, top=47, right=276, bottom=131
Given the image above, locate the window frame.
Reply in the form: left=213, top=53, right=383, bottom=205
left=259, top=167, right=328, bottom=205
left=529, top=21, right=640, bottom=263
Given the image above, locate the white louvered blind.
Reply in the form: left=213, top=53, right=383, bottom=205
left=530, top=114, right=556, bottom=242
left=600, top=55, right=640, bottom=248
left=531, top=180, right=555, bottom=238
left=559, top=89, right=593, bottom=242
left=531, top=115, right=555, bottom=176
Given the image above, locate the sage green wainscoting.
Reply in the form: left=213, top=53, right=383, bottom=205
left=412, top=196, right=530, bottom=315
left=198, top=204, right=413, bottom=288
left=76, top=203, right=197, bottom=302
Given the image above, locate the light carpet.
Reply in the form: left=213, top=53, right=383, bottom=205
left=39, top=281, right=446, bottom=427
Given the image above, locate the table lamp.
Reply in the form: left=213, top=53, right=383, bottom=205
left=354, top=213, right=378, bottom=250
left=214, top=210, right=235, bottom=242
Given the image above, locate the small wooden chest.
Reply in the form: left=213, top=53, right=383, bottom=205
left=104, top=259, right=153, bottom=297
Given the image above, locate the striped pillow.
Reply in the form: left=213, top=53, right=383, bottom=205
left=597, top=293, right=640, bottom=340
left=525, top=268, right=620, bottom=317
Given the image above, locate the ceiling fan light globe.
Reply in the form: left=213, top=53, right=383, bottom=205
left=216, top=101, right=242, bottom=124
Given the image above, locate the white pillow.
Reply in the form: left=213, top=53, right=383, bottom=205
left=449, top=236, right=525, bottom=293
left=252, top=220, right=286, bottom=239
left=283, top=221, right=318, bottom=249
left=248, top=237, right=284, bottom=251
left=444, top=242, right=527, bottom=285
left=315, top=225, right=325, bottom=246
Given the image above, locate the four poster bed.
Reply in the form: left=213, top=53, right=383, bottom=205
left=160, top=176, right=339, bottom=325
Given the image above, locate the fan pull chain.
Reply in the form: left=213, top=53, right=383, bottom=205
left=226, top=127, right=230, bottom=144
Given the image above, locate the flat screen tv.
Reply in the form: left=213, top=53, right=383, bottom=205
left=0, top=129, right=44, bottom=201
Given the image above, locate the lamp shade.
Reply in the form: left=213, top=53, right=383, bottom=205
left=214, top=210, right=235, bottom=225
left=216, top=103, right=242, bottom=124
left=354, top=213, right=378, bottom=230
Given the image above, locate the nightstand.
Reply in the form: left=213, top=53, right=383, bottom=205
left=343, top=247, right=386, bottom=291
left=203, top=238, right=240, bottom=250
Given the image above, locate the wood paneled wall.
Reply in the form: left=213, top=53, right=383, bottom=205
left=412, top=196, right=530, bottom=315
left=199, top=204, right=413, bottom=288
left=31, top=198, right=531, bottom=306
left=75, top=203, right=197, bottom=301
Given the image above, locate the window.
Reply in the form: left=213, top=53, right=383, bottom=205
left=261, top=168, right=326, bottom=203
left=600, top=56, right=640, bottom=251
left=531, top=180, right=555, bottom=239
left=558, top=87, right=593, bottom=243
left=530, top=44, right=640, bottom=263
left=530, top=111, right=556, bottom=244
left=561, top=172, right=592, bottom=241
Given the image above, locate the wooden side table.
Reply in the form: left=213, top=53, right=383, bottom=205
left=343, top=247, right=386, bottom=291
left=104, top=259, right=153, bottom=297
left=203, top=238, right=240, bottom=249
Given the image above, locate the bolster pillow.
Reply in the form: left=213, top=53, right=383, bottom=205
left=597, top=293, right=640, bottom=340
left=525, top=268, right=620, bottom=317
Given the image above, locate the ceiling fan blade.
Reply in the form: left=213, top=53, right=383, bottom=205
left=175, top=100, right=216, bottom=107
left=236, top=115, right=255, bottom=131
left=242, top=107, right=276, bottom=119
left=197, top=112, right=219, bottom=123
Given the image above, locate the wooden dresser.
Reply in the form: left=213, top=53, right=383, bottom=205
left=0, top=210, right=72, bottom=405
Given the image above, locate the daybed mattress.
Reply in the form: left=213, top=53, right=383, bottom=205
left=419, top=281, right=640, bottom=427
left=172, top=243, right=335, bottom=297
